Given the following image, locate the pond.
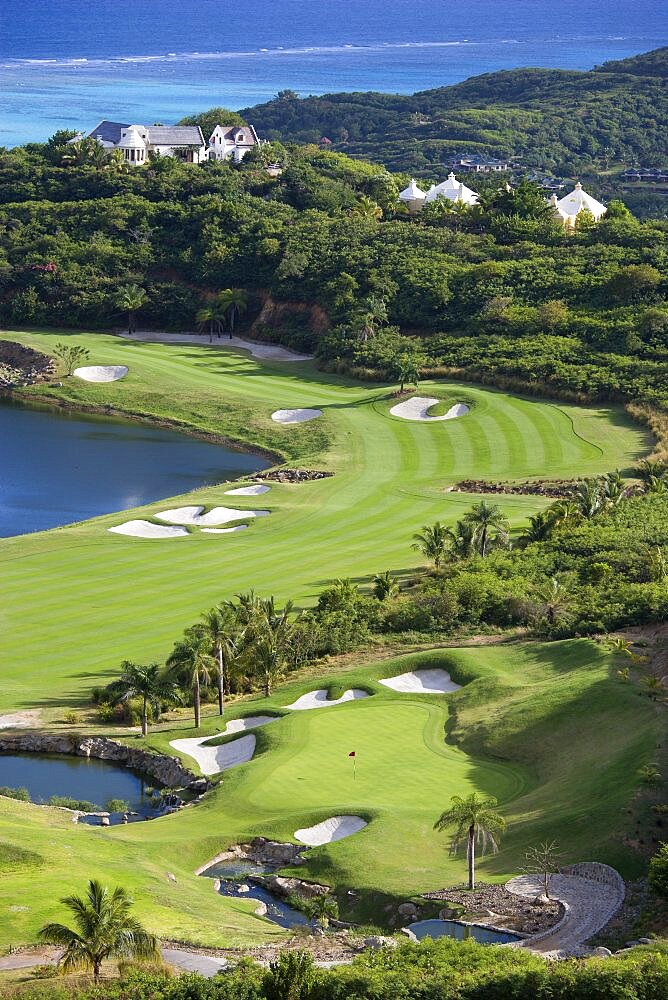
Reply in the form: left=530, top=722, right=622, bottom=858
left=0, top=752, right=166, bottom=822
left=408, top=919, right=522, bottom=945
left=201, top=859, right=312, bottom=929
left=0, top=396, right=269, bottom=537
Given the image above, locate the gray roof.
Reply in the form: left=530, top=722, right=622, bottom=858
left=147, top=125, right=204, bottom=146
left=86, top=120, right=129, bottom=143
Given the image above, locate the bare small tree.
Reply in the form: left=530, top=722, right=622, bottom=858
left=522, top=840, right=563, bottom=899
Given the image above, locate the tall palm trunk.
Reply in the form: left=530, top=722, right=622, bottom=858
left=93, top=958, right=101, bottom=983
left=468, top=824, right=476, bottom=890
left=216, top=644, right=224, bottom=716
left=193, top=675, right=201, bottom=729
left=141, top=694, right=148, bottom=738
left=480, top=526, right=488, bottom=558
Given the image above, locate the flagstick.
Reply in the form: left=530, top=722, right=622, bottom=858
left=353, top=756, right=356, bottom=781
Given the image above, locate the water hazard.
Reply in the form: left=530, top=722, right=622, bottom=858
left=0, top=397, right=268, bottom=537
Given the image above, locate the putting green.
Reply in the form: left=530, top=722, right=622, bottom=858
left=0, top=330, right=650, bottom=713
left=0, top=642, right=658, bottom=948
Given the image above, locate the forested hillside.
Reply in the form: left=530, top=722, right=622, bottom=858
left=241, top=47, right=668, bottom=185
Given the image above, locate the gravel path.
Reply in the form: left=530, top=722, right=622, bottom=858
left=162, top=948, right=228, bottom=977
left=507, top=868, right=624, bottom=956
left=120, top=331, right=313, bottom=362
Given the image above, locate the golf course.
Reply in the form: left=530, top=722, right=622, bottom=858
left=0, top=328, right=659, bottom=949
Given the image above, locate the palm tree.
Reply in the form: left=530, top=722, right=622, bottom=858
left=117, top=661, right=180, bottom=737
left=243, top=599, right=299, bottom=696
left=534, top=577, right=573, bottom=629
left=463, top=501, right=510, bottom=558
left=520, top=511, right=554, bottom=546
left=350, top=195, right=383, bottom=222
left=200, top=606, right=239, bottom=715
left=196, top=305, right=217, bottom=342
left=570, top=478, right=605, bottom=519
left=217, top=288, right=248, bottom=338
left=166, top=629, right=215, bottom=729
left=115, top=283, right=147, bottom=335
left=434, top=793, right=505, bottom=890
left=545, top=499, right=581, bottom=530
left=373, top=571, right=399, bottom=601
left=355, top=295, right=388, bottom=341
left=39, top=879, right=159, bottom=983
left=53, top=342, right=90, bottom=377
left=448, top=519, right=478, bottom=560
left=602, top=470, right=626, bottom=507
left=648, top=546, right=668, bottom=583
left=412, top=522, right=451, bottom=569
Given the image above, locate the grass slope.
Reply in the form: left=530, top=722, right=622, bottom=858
left=0, top=641, right=658, bottom=947
left=0, top=330, right=649, bottom=713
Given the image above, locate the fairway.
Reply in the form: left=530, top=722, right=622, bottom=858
left=0, top=330, right=650, bottom=712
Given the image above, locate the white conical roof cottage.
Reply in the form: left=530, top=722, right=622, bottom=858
left=555, top=182, right=606, bottom=225
left=399, top=178, right=427, bottom=213
left=424, top=172, right=479, bottom=205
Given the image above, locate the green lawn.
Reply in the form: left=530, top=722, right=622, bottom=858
left=0, top=329, right=650, bottom=713
left=0, top=642, right=658, bottom=948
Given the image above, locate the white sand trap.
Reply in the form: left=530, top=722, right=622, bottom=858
left=0, top=710, right=41, bottom=730
left=108, top=520, right=188, bottom=539
left=201, top=525, right=248, bottom=534
left=222, top=715, right=278, bottom=735
left=295, top=815, right=367, bottom=846
left=379, top=668, right=461, bottom=694
left=390, top=397, right=469, bottom=422
left=286, top=688, right=370, bottom=710
left=156, top=506, right=269, bottom=526
left=224, top=484, right=271, bottom=496
left=271, top=408, right=322, bottom=424
left=169, top=733, right=256, bottom=776
left=121, top=331, right=313, bottom=362
left=74, top=365, right=128, bottom=382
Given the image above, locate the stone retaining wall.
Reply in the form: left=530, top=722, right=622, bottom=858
left=0, top=733, right=205, bottom=790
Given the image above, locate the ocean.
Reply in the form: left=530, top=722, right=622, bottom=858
left=0, top=0, right=666, bottom=147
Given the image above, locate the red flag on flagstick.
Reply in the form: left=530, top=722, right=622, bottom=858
left=348, top=751, right=356, bottom=757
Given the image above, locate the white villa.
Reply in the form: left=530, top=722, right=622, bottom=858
left=399, top=172, right=480, bottom=213
left=399, top=174, right=606, bottom=227
left=549, top=182, right=607, bottom=226
left=75, top=119, right=259, bottom=165
left=207, top=124, right=259, bottom=162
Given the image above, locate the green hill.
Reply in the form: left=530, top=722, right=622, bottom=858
left=241, top=47, right=668, bottom=179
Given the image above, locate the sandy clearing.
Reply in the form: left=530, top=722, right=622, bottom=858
left=155, top=506, right=269, bottom=526
left=169, top=733, right=256, bottom=776
left=379, top=668, right=461, bottom=694
left=224, top=484, right=271, bottom=496
left=389, top=397, right=469, bottom=422
left=271, top=408, right=322, bottom=424
left=0, top=710, right=41, bottom=730
left=294, top=815, right=368, bottom=846
left=120, top=330, right=313, bottom=361
left=73, top=365, right=128, bottom=382
left=286, top=689, right=370, bottom=710
left=108, top=520, right=188, bottom=539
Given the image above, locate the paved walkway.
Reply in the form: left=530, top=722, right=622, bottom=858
left=506, top=869, right=624, bottom=957
left=120, top=330, right=313, bottom=362
left=162, top=949, right=228, bottom=977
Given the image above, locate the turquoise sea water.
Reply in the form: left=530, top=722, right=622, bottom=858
left=0, top=0, right=667, bottom=146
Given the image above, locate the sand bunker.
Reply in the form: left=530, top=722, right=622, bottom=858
left=390, top=397, right=469, bottom=422
left=74, top=365, right=128, bottom=382
left=0, top=710, right=41, bottom=730
left=286, top=689, right=370, bottom=710
left=224, top=484, right=271, bottom=496
left=156, top=506, right=269, bottom=527
left=379, top=668, right=461, bottom=694
left=271, top=409, right=322, bottom=424
left=108, top=520, right=188, bottom=539
left=169, top=733, right=256, bottom=776
left=201, top=526, right=248, bottom=535
left=222, top=715, right=278, bottom=735
left=294, top=815, right=367, bottom=846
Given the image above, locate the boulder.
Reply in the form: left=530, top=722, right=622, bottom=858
left=397, top=902, right=419, bottom=918
left=238, top=884, right=250, bottom=893
left=638, top=938, right=653, bottom=945
left=364, top=936, right=398, bottom=950
left=592, top=947, right=613, bottom=958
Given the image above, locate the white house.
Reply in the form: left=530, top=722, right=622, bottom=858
left=550, top=182, right=607, bottom=227
left=79, top=120, right=207, bottom=163
left=207, top=124, right=259, bottom=162
left=425, top=172, right=479, bottom=206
